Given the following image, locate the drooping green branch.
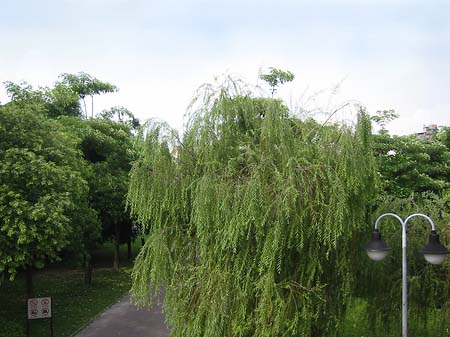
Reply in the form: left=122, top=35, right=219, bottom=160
left=128, top=79, right=377, bottom=337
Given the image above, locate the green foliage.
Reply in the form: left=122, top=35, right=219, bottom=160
left=46, top=83, right=81, bottom=118
left=59, top=72, right=118, bottom=118
left=1, top=73, right=135, bottom=278
left=340, top=297, right=449, bottom=336
left=0, top=105, right=89, bottom=279
left=4, top=80, right=81, bottom=118
left=59, top=72, right=117, bottom=98
left=84, top=118, right=133, bottom=232
left=4, top=72, right=119, bottom=119
left=63, top=117, right=135, bottom=248
left=373, top=134, right=450, bottom=197
left=259, top=67, right=295, bottom=96
left=362, top=115, right=450, bottom=336
left=371, top=109, right=399, bottom=134
left=100, top=106, right=140, bottom=130
left=3, top=81, right=45, bottom=109
left=128, top=82, right=377, bottom=336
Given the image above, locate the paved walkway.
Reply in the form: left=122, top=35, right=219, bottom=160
left=76, top=294, right=170, bottom=337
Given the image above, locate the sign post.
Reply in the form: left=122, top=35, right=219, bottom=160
left=26, top=297, right=53, bottom=337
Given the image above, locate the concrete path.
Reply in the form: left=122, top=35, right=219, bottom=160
left=76, top=294, right=170, bottom=337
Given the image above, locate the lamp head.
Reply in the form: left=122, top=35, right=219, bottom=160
left=366, top=229, right=389, bottom=261
left=420, top=230, right=450, bottom=265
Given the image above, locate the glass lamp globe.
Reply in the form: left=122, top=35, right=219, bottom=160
left=420, top=230, right=450, bottom=265
left=366, top=229, right=389, bottom=261
left=367, top=250, right=389, bottom=261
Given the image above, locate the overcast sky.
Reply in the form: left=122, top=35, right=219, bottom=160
left=1, top=0, right=449, bottom=135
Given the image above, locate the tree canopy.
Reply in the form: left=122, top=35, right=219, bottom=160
left=4, top=80, right=80, bottom=118
left=259, top=67, right=295, bottom=97
left=373, top=133, right=450, bottom=198
left=62, top=116, right=135, bottom=270
left=128, top=81, right=377, bottom=337
left=0, top=104, right=89, bottom=280
left=3, top=72, right=118, bottom=119
left=0, top=72, right=135, bottom=287
left=59, top=72, right=118, bottom=118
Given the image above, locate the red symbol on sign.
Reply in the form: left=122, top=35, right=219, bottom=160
left=30, top=299, right=38, bottom=306
left=41, top=299, right=49, bottom=306
left=42, top=308, right=49, bottom=316
left=31, top=310, right=38, bottom=317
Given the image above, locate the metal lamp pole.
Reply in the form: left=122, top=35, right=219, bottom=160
left=366, top=213, right=450, bottom=337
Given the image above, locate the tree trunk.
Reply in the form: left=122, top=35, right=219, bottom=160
left=26, top=266, right=33, bottom=298
left=84, top=254, right=93, bottom=286
left=141, top=235, right=145, bottom=247
left=82, top=97, right=88, bottom=119
left=113, top=222, right=120, bottom=271
left=91, top=95, right=94, bottom=118
left=127, top=238, right=132, bottom=260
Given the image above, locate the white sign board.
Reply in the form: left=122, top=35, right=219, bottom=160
left=27, top=297, right=52, bottom=319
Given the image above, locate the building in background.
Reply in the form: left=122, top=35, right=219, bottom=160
left=416, top=124, right=440, bottom=141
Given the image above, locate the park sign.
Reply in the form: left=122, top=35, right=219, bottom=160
left=27, top=297, right=52, bottom=319
left=26, top=297, right=54, bottom=337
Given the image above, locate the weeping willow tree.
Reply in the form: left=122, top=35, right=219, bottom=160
left=128, top=79, right=378, bottom=337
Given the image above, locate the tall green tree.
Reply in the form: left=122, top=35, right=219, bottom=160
left=1, top=73, right=133, bottom=284
left=128, top=82, right=377, bottom=336
left=0, top=104, right=89, bottom=295
left=259, top=67, right=295, bottom=97
left=59, top=72, right=118, bottom=118
left=67, top=117, right=135, bottom=270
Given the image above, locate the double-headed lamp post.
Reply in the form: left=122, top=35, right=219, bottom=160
left=366, top=213, right=450, bottom=337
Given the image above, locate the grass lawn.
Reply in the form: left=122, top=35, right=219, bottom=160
left=0, top=241, right=142, bottom=337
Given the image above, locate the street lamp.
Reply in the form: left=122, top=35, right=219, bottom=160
left=366, top=213, right=450, bottom=337
left=420, top=230, right=450, bottom=265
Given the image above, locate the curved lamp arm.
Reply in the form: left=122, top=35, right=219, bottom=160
left=404, top=213, right=436, bottom=231
left=374, top=213, right=404, bottom=230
